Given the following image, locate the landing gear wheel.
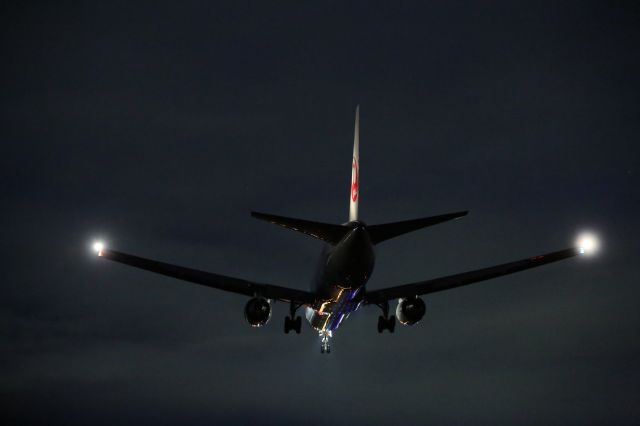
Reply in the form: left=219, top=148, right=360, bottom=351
left=376, top=302, right=396, bottom=333
left=285, top=302, right=302, bottom=334
left=377, top=314, right=396, bottom=333
left=284, top=316, right=302, bottom=334
left=388, top=315, right=396, bottom=333
left=294, top=316, right=302, bottom=334
left=319, top=331, right=332, bottom=354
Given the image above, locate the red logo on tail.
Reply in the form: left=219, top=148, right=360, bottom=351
left=351, top=157, right=359, bottom=202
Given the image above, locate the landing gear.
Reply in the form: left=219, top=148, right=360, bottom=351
left=377, top=315, right=396, bottom=333
left=320, top=330, right=332, bottom=354
left=284, top=302, right=302, bottom=334
left=284, top=315, right=302, bottom=334
left=376, top=301, right=396, bottom=333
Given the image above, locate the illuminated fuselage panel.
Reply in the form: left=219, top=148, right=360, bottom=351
left=305, top=287, right=363, bottom=332
left=306, top=223, right=373, bottom=333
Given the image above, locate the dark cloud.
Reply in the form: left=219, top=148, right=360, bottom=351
left=2, top=1, right=639, bottom=425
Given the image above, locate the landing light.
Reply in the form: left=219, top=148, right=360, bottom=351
left=576, top=233, right=599, bottom=255
left=92, top=241, right=104, bottom=256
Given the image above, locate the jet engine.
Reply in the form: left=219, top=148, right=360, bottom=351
left=395, top=297, right=426, bottom=325
left=244, top=298, right=271, bottom=327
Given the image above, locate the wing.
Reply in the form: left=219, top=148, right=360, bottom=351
left=364, top=247, right=580, bottom=304
left=98, top=249, right=316, bottom=304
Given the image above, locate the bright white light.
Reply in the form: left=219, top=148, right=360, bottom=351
left=576, top=233, right=599, bottom=255
left=92, top=241, right=104, bottom=256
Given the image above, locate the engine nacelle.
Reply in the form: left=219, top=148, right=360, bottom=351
left=395, top=297, right=426, bottom=325
left=244, top=298, right=271, bottom=327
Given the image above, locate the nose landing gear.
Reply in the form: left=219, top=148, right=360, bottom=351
left=319, top=330, right=332, bottom=354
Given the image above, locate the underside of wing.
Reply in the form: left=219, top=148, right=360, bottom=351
left=365, top=247, right=581, bottom=304
left=98, top=249, right=316, bottom=304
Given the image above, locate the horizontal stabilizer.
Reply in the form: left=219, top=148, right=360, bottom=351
left=367, top=211, right=468, bottom=244
left=251, top=211, right=350, bottom=244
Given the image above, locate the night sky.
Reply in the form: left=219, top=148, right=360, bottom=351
left=2, top=1, right=639, bottom=425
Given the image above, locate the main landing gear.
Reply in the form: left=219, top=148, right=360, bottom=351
left=377, top=301, right=396, bottom=333
left=320, top=330, right=332, bottom=354
left=284, top=302, right=302, bottom=334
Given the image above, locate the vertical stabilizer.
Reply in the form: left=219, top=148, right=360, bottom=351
left=349, top=105, right=360, bottom=222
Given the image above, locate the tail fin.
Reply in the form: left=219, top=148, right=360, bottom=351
left=251, top=211, right=350, bottom=245
left=349, top=105, right=360, bottom=222
left=367, top=211, right=469, bottom=244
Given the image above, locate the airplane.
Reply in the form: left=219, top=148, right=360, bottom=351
left=92, top=106, right=599, bottom=353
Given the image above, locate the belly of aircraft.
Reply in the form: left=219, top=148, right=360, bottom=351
left=305, top=286, right=363, bottom=332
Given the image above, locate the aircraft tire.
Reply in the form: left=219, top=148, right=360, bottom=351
left=388, top=316, right=396, bottom=333
left=377, top=316, right=385, bottom=333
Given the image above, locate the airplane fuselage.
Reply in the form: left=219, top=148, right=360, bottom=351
left=305, top=221, right=375, bottom=333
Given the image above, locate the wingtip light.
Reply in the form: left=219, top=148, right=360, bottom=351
left=577, top=233, right=599, bottom=256
left=92, top=241, right=104, bottom=256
